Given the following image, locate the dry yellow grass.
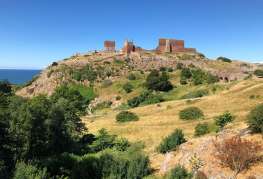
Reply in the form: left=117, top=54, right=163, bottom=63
left=83, top=78, right=263, bottom=173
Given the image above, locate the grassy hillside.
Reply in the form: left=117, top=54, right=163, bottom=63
left=84, top=77, right=263, bottom=173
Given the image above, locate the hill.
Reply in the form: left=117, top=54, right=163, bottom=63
left=15, top=50, right=263, bottom=178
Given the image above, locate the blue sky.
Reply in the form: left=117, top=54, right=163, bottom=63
left=0, top=0, right=262, bottom=69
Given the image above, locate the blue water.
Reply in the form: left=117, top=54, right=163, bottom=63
left=0, top=69, right=41, bottom=85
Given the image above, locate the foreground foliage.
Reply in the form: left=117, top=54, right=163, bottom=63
left=157, top=129, right=186, bottom=153
left=247, top=103, right=263, bottom=133
left=213, top=136, right=262, bottom=176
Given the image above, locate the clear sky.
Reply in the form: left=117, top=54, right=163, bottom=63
left=0, top=0, right=262, bottom=69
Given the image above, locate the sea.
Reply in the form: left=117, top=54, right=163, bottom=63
left=0, top=69, right=41, bottom=85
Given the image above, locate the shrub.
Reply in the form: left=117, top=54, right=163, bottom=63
left=72, top=64, right=97, bottom=83
left=0, top=80, right=12, bottom=94
left=214, top=111, right=234, bottom=130
left=100, top=149, right=150, bottom=179
left=127, top=73, right=136, bottom=80
left=181, top=68, right=192, bottom=79
left=191, top=69, right=207, bottom=85
left=116, top=111, right=139, bottom=123
left=127, top=90, right=164, bottom=108
left=101, top=79, right=112, bottom=88
left=13, top=162, right=48, bottom=179
left=179, top=107, right=204, bottom=120
left=217, top=56, right=232, bottom=63
left=157, top=129, right=186, bottom=153
left=122, top=83, right=133, bottom=93
left=90, top=128, right=116, bottom=152
left=181, top=89, right=209, bottom=99
left=176, top=63, right=184, bottom=70
left=195, top=123, right=209, bottom=136
left=166, top=165, right=192, bottom=179
left=145, top=70, right=173, bottom=92
left=213, top=136, right=262, bottom=175
left=247, top=104, right=263, bottom=133
left=254, top=69, right=263, bottom=78
left=71, top=155, right=101, bottom=179
left=167, top=67, right=174, bottom=72
left=160, top=67, right=167, bottom=72
left=93, top=101, right=112, bottom=111
left=51, top=62, right=58, bottom=66
left=116, top=96, right=121, bottom=100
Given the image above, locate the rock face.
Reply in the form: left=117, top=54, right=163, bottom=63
left=16, top=50, right=260, bottom=98
left=159, top=128, right=263, bottom=179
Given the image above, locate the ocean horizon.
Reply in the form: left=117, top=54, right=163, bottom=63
left=0, top=69, right=41, bottom=85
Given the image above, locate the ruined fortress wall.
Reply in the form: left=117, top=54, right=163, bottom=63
left=123, top=41, right=135, bottom=54
left=104, top=41, right=115, bottom=51
left=157, top=38, right=196, bottom=53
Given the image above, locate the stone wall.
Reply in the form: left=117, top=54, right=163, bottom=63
left=157, top=38, right=196, bottom=53
left=104, top=41, right=115, bottom=52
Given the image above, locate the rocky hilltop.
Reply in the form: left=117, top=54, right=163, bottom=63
left=16, top=50, right=260, bottom=98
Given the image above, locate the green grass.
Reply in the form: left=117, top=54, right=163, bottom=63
left=70, top=84, right=97, bottom=102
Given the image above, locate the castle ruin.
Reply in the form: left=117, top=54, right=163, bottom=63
left=104, top=40, right=116, bottom=52
left=103, top=38, right=197, bottom=54
left=156, top=38, right=196, bottom=53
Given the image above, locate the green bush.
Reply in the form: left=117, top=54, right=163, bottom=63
left=176, top=63, right=184, bottom=70
left=166, top=165, right=192, bottom=179
left=181, top=89, right=209, bottom=99
left=116, top=111, right=139, bottom=123
left=89, top=128, right=116, bottom=152
left=167, top=67, right=174, bottom=72
left=214, top=111, right=234, bottom=129
left=179, top=107, right=204, bottom=120
left=145, top=70, right=173, bottom=92
left=100, top=149, right=150, bottom=179
left=180, top=68, right=219, bottom=85
left=181, top=68, right=192, bottom=79
left=217, top=56, right=232, bottom=63
left=247, top=104, right=263, bottom=133
left=72, top=64, right=97, bottom=82
left=0, top=80, right=12, bottom=94
left=127, top=90, right=164, bottom=108
left=195, top=123, right=209, bottom=136
left=123, top=82, right=133, bottom=93
left=127, top=73, right=136, bottom=80
left=157, top=129, right=186, bottom=153
left=71, top=155, right=102, bottom=179
left=254, top=69, right=263, bottom=78
left=13, top=162, right=48, bottom=179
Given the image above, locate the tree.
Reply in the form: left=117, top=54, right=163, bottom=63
left=145, top=70, right=173, bottom=92
left=247, top=104, right=263, bottom=133
left=0, top=80, right=12, bottom=94
left=14, top=96, right=50, bottom=160
left=90, top=129, right=117, bottom=152
left=51, top=85, right=87, bottom=113
left=0, top=110, right=14, bottom=178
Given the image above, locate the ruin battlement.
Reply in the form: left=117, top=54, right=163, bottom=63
left=103, top=38, right=196, bottom=54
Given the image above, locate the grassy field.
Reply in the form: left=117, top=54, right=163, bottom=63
left=84, top=77, right=263, bottom=172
